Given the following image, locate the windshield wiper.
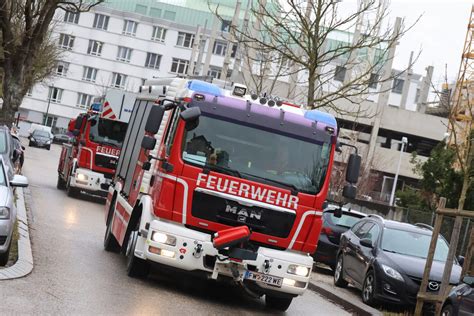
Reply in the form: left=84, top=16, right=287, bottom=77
left=239, top=171, right=299, bottom=195
left=383, top=249, right=400, bottom=254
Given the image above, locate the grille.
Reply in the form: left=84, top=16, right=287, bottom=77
left=0, top=235, right=6, bottom=246
left=408, top=275, right=442, bottom=292
left=191, top=191, right=296, bottom=238
left=95, top=153, right=118, bottom=170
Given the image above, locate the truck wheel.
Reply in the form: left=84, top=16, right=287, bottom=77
left=104, top=201, right=120, bottom=252
left=56, top=174, right=66, bottom=190
left=0, top=239, right=11, bottom=266
left=265, top=295, right=293, bottom=311
left=126, top=222, right=149, bottom=278
left=66, top=177, right=78, bottom=198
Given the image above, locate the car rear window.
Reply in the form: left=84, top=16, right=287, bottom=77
left=326, top=211, right=365, bottom=228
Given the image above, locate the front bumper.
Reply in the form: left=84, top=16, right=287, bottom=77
left=0, top=220, right=14, bottom=253
left=70, top=168, right=111, bottom=196
left=31, top=140, right=50, bottom=148
left=373, top=267, right=420, bottom=306
left=135, top=219, right=313, bottom=296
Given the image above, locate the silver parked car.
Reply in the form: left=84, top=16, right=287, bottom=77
left=0, top=157, right=28, bottom=265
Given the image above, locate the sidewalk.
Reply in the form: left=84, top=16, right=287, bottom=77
left=0, top=187, right=33, bottom=280
left=308, top=265, right=383, bottom=316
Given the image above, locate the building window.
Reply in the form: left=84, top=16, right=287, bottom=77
left=58, top=33, right=74, bottom=50
left=163, top=10, right=176, bottom=21
left=122, top=20, right=138, bottom=36
left=152, top=26, right=167, bottom=42
left=221, top=20, right=231, bottom=32
left=48, top=87, right=63, bottom=103
left=76, top=93, right=93, bottom=109
left=368, top=73, right=379, bottom=89
left=44, top=116, right=58, bottom=128
left=170, top=58, right=189, bottom=75
left=207, top=66, right=222, bottom=79
left=93, top=14, right=109, bottom=30
left=111, top=72, right=127, bottom=89
left=64, top=11, right=80, bottom=24
left=82, top=66, right=98, bottom=82
left=392, top=78, right=404, bottom=94
left=55, top=61, right=69, bottom=76
left=145, top=53, right=162, bottom=69
left=87, top=40, right=103, bottom=56
left=415, top=88, right=421, bottom=103
left=334, top=66, right=346, bottom=82
left=116, top=46, right=132, bottom=62
left=176, top=32, right=194, bottom=48
left=213, top=40, right=227, bottom=56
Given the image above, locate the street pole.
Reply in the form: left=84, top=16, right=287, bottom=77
left=389, top=137, right=408, bottom=206
left=44, top=85, right=53, bottom=125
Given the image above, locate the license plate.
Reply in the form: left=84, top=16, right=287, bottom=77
left=244, top=271, right=283, bottom=287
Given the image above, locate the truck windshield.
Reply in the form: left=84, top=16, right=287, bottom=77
left=89, top=117, right=127, bottom=147
left=182, top=115, right=331, bottom=194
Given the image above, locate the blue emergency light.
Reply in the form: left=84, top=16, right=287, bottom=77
left=90, top=102, right=102, bottom=112
left=187, top=80, right=222, bottom=96
left=304, top=110, right=337, bottom=128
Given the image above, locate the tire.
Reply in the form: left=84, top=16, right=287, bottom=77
left=126, top=221, right=149, bottom=278
left=265, top=295, right=293, bottom=312
left=47, top=145, right=51, bottom=151
left=28, top=141, right=33, bottom=147
left=57, top=174, right=66, bottom=190
left=441, top=304, right=453, bottom=316
left=334, top=255, right=348, bottom=288
left=104, top=198, right=120, bottom=252
left=362, top=270, right=377, bottom=306
left=66, top=176, right=79, bottom=198
left=0, top=239, right=11, bottom=266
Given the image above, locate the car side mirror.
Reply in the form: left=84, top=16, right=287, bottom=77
left=333, top=207, right=342, bottom=218
left=11, top=175, right=28, bottom=187
left=457, top=255, right=465, bottom=266
left=360, top=238, right=373, bottom=248
left=342, top=184, right=357, bottom=199
left=180, top=107, right=201, bottom=122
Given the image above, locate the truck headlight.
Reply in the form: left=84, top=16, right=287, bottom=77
left=151, top=231, right=177, bottom=246
left=77, top=173, right=88, bottom=181
left=382, top=264, right=404, bottom=281
left=0, top=207, right=10, bottom=219
left=287, top=264, right=310, bottom=277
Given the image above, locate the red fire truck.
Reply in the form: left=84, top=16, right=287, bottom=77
left=57, top=109, right=128, bottom=198
left=103, top=78, right=360, bottom=311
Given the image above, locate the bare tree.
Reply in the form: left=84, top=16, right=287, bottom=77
left=0, top=0, right=104, bottom=126
left=214, top=0, right=419, bottom=113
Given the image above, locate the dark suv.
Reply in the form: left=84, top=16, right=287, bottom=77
left=334, top=215, right=462, bottom=307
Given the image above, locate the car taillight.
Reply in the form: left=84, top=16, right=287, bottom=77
left=321, top=227, right=333, bottom=236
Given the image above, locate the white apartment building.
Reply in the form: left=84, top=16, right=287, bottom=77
left=18, top=1, right=448, bottom=202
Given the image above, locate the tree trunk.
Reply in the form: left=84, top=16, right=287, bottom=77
left=307, top=72, right=316, bottom=109
left=1, top=69, right=25, bottom=127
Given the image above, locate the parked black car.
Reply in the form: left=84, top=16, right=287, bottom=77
left=442, top=274, right=474, bottom=315
left=334, top=215, right=462, bottom=307
left=29, top=129, right=52, bottom=150
left=312, top=205, right=366, bottom=270
left=53, top=133, right=72, bottom=144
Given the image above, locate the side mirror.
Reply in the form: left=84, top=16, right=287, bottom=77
left=11, top=175, right=28, bottom=187
left=72, top=129, right=80, bottom=136
left=74, top=117, right=84, bottom=130
left=360, top=238, right=373, bottom=248
left=457, top=255, right=465, bottom=266
left=180, top=107, right=201, bottom=122
left=333, top=207, right=342, bottom=218
left=346, top=154, right=361, bottom=183
left=142, top=161, right=151, bottom=171
left=342, top=184, right=357, bottom=199
left=141, top=135, right=156, bottom=150
left=145, top=106, right=165, bottom=134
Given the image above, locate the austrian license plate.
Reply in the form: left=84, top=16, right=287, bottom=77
left=244, top=271, right=283, bottom=287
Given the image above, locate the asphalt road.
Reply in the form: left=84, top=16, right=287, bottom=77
left=0, top=142, right=349, bottom=315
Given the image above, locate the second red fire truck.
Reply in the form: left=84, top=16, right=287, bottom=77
left=103, top=78, right=360, bottom=311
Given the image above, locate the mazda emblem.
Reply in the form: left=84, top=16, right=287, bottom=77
left=428, top=281, right=440, bottom=291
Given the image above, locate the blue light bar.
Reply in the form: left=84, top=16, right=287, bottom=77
left=304, top=110, right=337, bottom=128
left=187, top=80, right=222, bottom=96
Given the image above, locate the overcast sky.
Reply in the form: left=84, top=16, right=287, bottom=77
left=386, top=0, right=472, bottom=86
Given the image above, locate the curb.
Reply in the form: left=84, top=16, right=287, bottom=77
left=308, top=280, right=383, bottom=316
left=0, top=187, right=33, bottom=280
